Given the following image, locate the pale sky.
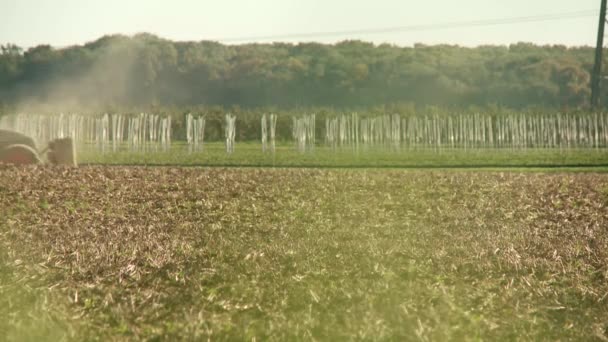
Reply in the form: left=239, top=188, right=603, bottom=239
left=0, top=0, right=601, bottom=48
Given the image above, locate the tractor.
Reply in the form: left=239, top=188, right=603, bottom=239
left=0, top=129, right=77, bottom=166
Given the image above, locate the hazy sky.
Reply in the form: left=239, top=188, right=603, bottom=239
left=0, top=0, right=601, bottom=48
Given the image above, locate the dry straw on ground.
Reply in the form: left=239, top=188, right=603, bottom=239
left=1, top=166, right=607, bottom=340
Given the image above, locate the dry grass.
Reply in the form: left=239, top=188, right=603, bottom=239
left=1, top=165, right=607, bottom=340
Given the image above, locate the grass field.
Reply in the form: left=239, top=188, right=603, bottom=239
left=78, top=142, right=608, bottom=170
left=1, top=165, right=608, bottom=340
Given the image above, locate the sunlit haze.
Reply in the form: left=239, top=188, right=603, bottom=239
left=0, top=0, right=601, bottom=48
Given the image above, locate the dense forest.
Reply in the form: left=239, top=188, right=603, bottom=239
left=0, top=33, right=600, bottom=111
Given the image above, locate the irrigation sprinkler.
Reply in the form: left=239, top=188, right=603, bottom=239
left=269, top=113, right=277, bottom=153
left=2, top=111, right=608, bottom=156
left=139, top=113, right=147, bottom=152
left=165, top=115, right=172, bottom=151
left=293, top=114, right=315, bottom=152
left=391, top=114, right=401, bottom=150
left=325, top=117, right=337, bottom=148
left=149, top=114, right=157, bottom=152
left=186, top=113, right=205, bottom=152
left=186, top=113, right=194, bottom=153
left=160, top=117, right=168, bottom=151
left=128, top=116, right=137, bottom=152
left=225, top=113, right=236, bottom=154
left=128, top=116, right=135, bottom=152
left=261, top=113, right=277, bottom=153
left=111, top=114, right=124, bottom=152
left=261, top=114, right=268, bottom=152
left=96, top=114, right=109, bottom=153
left=194, top=115, right=206, bottom=152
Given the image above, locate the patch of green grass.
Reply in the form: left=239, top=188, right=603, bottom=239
left=78, top=142, right=608, bottom=170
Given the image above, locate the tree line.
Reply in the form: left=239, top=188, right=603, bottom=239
left=0, top=33, right=600, bottom=111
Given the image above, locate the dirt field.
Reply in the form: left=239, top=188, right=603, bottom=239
left=1, top=165, right=607, bottom=340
